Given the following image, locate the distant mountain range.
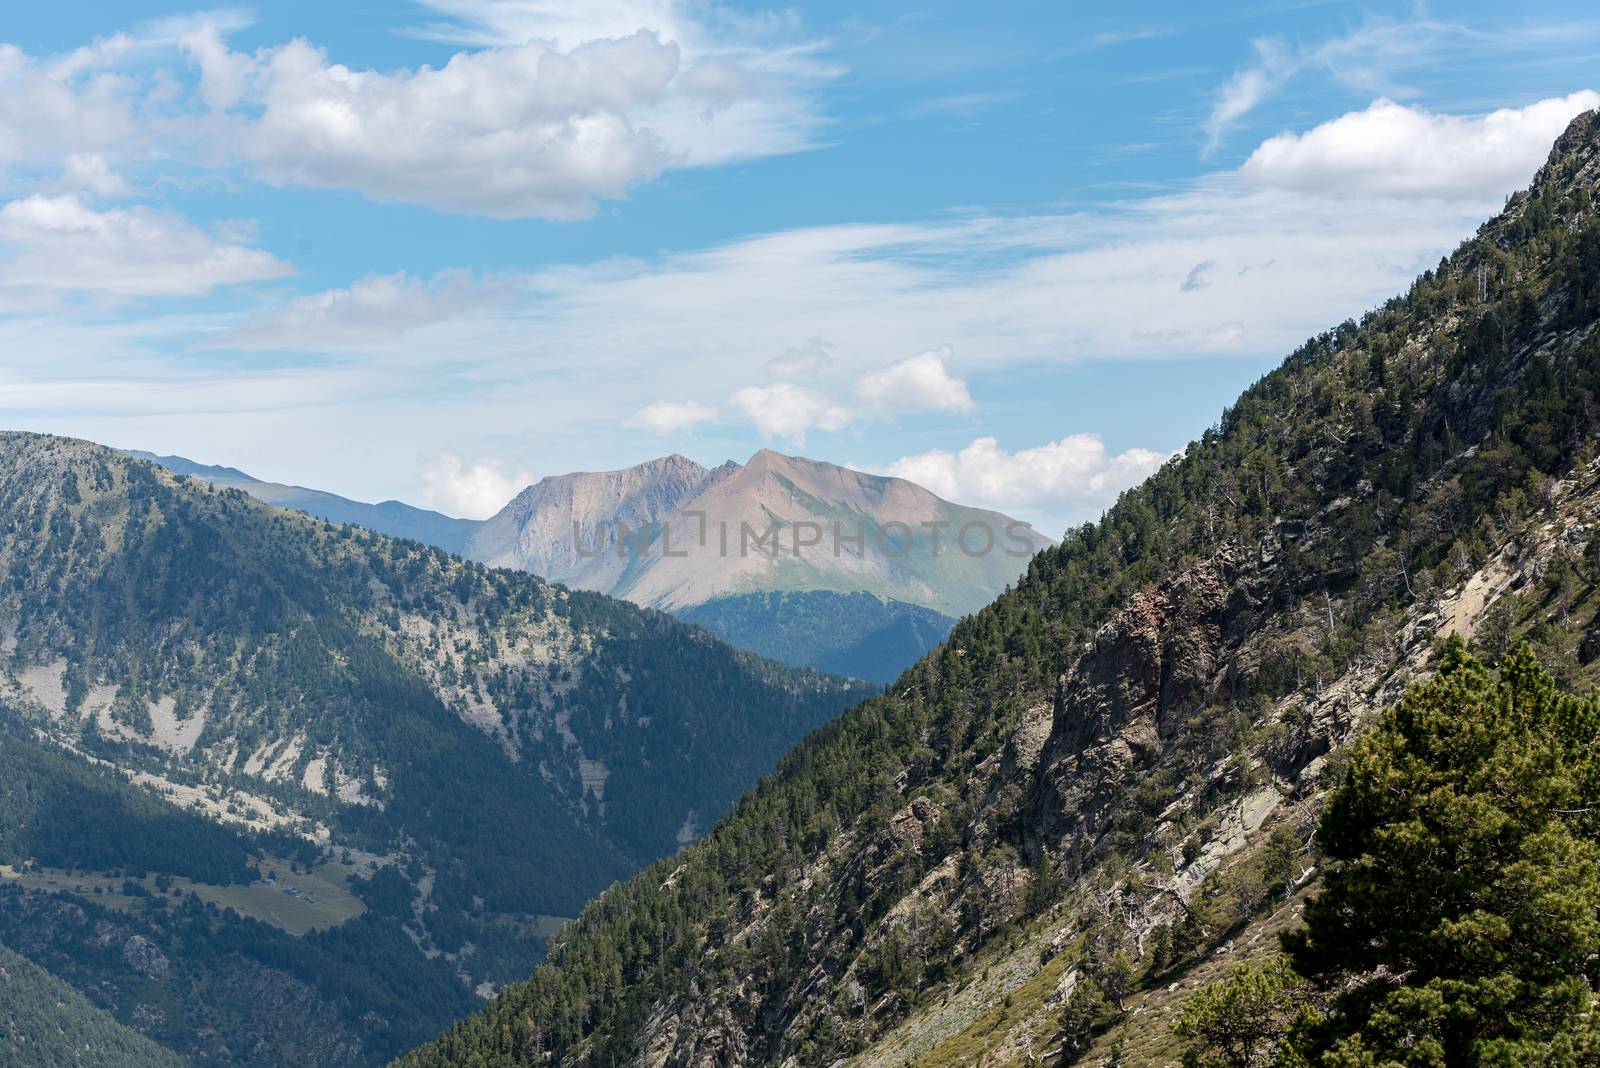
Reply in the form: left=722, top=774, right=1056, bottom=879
left=126, top=451, right=479, bottom=553
left=133, top=449, right=1053, bottom=683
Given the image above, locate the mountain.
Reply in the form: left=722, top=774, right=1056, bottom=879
left=0, top=433, right=874, bottom=1065
left=126, top=450, right=479, bottom=554
left=467, top=449, right=1048, bottom=681
left=142, top=447, right=1048, bottom=681
left=397, top=111, right=1600, bottom=1066
left=466, top=453, right=737, bottom=588
left=471, top=448, right=1053, bottom=618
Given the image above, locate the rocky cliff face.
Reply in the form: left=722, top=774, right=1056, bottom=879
left=401, top=111, right=1600, bottom=1068
left=1030, top=561, right=1233, bottom=865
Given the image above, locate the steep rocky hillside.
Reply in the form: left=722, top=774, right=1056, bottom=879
left=0, top=434, right=872, bottom=1064
left=397, top=110, right=1600, bottom=1067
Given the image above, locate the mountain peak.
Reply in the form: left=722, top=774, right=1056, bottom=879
left=1546, top=107, right=1600, bottom=168
left=744, top=447, right=795, bottom=469
left=1520, top=107, right=1600, bottom=204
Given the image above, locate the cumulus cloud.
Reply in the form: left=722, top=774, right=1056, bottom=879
left=1241, top=92, right=1600, bottom=198
left=0, top=7, right=830, bottom=222
left=854, top=348, right=973, bottom=414
left=883, top=435, right=1170, bottom=522
left=729, top=382, right=850, bottom=443
left=419, top=450, right=530, bottom=518
left=626, top=399, right=716, bottom=433
left=0, top=194, right=290, bottom=295
left=170, top=10, right=828, bottom=219
left=192, top=30, right=683, bottom=219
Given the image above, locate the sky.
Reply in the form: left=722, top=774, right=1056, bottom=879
left=1, top=1, right=1597, bottom=535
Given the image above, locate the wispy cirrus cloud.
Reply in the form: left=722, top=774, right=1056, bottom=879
left=1203, top=15, right=1600, bottom=152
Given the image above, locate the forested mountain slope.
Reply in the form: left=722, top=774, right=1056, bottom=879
left=0, top=435, right=871, bottom=1065
left=0, top=940, right=184, bottom=1068
left=398, top=110, right=1600, bottom=1067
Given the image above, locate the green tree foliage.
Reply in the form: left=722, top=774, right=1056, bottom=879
left=1174, top=957, right=1322, bottom=1068
left=0, top=708, right=256, bottom=883
left=1285, top=643, right=1600, bottom=1064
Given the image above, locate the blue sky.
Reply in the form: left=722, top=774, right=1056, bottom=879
left=2, top=1, right=1598, bottom=533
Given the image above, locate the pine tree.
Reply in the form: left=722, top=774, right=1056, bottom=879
left=1284, top=641, right=1600, bottom=1064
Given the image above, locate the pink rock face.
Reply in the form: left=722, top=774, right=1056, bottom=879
left=468, top=447, right=1053, bottom=618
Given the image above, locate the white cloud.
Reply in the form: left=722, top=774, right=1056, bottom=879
left=171, top=9, right=829, bottom=219
left=196, top=31, right=683, bottom=219
left=854, top=348, right=973, bottom=414
left=0, top=8, right=830, bottom=222
left=626, top=398, right=716, bottom=433
left=0, top=13, right=252, bottom=172
left=883, top=435, right=1170, bottom=520
left=729, top=382, right=850, bottom=443
left=217, top=271, right=507, bottom=349
left=61, top=152, right=128, bottom=196
left=1241, top=93, right=1600, bottom=198
left=419, top=450, right=529, bottom=518
left=0, top=194, right=290, bottom=296
left=1205, top=37, right=1293, bottom=153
